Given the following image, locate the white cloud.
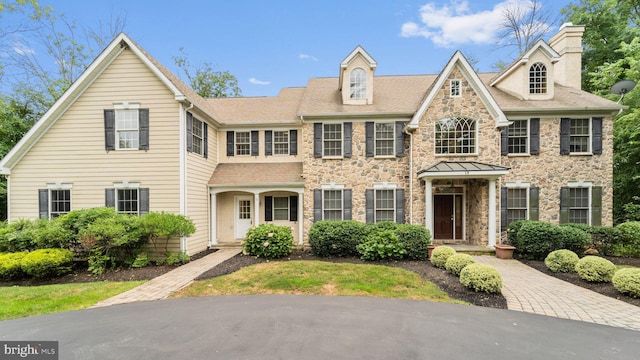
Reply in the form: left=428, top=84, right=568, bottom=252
left=249, top=77, right=270, bottom=85
left=298, top=53, right=318, bottom=62
left=11, top=40, right=34, bottom=55
left=400, top=0, right=531, bottom=47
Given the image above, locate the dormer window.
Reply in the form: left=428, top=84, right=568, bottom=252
left=350, top=68, right=366, bottom=99
left=529, top=63, right=547, bottom=94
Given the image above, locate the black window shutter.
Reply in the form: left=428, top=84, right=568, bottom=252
left=591, top=186, right=602, bottom=226
left=203, top=123, right=208, bottom=159
left=343, top=189, right=352, bottom=220
left=365, top=189, right=374, bottom=223
left=559, top=187, right=569, bottom=223
left=139, top=109, right=149, bottom=151
left=226, top=131, right=234, bottom=156
left=290, top=130, right=298, bottom=155
left=265, top=130, right=273, bottom=156
left=592, top=117, right=603, bottom=155
left=105, top=188, right=116, bottom=208
left=265, top=196, right=273, bottom=221
left=395, top=189, right=405, bottom=224
left=139, top=188, right=149, bottom=215
left=500, top=128, right=508, bottom=156
left=38, top=189, right=49, bottom=219
left=500, top=187, right=508, bottom=231
left=530, top=118, right=540, bottom=155
left=529, top=187, right=539, bottom=221
left=343, top=122, right=352, bottom=158
left=251, top=130, right=259, bottom=156
left=395, top=121, right=405, bottom=157
left=186, top=112, right=193, bottom=153
left=314, top=123, right=322, bottom=158
left=313, top=189, right=322, bottom=222
left=104, top=109, right=115, bottom=151
left=290, top=195, right=298, bottom=221
left=560, top=118, right=570, bottom=155
left=365, top=122, right=374, bottom=157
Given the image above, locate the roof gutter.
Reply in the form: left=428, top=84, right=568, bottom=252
left=298, top=111, right=413, bottom=120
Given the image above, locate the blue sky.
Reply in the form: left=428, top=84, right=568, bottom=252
left=4, top=0, right=574, bottom=97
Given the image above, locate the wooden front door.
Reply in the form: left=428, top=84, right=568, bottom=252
left=434, top=195, right=454, bottom=239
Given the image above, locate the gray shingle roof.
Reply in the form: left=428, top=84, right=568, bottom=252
left=209, top=162, right=304, bottom=186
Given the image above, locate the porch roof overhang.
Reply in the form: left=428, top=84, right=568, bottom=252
left=208, top=162, right=305, bottom=190
left=417, top=161, right=510, bottom=180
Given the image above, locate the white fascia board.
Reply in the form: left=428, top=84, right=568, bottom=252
left=0, top=167, right=10, bottom=175
left=418, top=170, right=509, bottom=179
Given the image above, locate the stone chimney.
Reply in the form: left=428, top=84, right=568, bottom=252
left=549, top=23, right=585, bottom=90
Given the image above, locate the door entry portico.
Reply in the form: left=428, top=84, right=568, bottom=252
left=434, top=194, right=463, bottom=241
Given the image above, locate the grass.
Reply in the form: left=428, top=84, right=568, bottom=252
left=172, top=260, right=466, bottom=304
left=0, top=281, right=145, bottom=321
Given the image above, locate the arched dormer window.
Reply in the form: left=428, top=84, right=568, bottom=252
left=435, top=117, right=477, bottom=154
left=529, top=62, right=547, bottom=94
left=350, top=68, right=366, bottom=99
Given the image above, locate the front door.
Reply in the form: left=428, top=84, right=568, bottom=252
left=235, top=196, right=253, bottom=239
left=434, top=195, right=454, bottom=239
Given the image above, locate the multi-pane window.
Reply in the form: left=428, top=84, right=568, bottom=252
left=323, top=190, right=343, bottom=220
left=375, top=123, right=394, bottom=156
left=506, top=188, right=528, bottom=225
left=273, top=197, right=289, bottom=221
left=375, top=189, right=395, bottom=222
left=350, top=68, right=366, bottom=99
left=323, top=124, right=343, bottom=157
left=192, top=118, right=204, bottom=156
left=450, top=79, right=461, bottom=97
left=117, top=189, right=139, bottom=215
left=273, top=131, right=289, bottom=155
left=235, top=131, right=251, bottom=155
left=435, top=117, right=476, bottom=154
left=116, top=109, right=139, bottom=149
left=529, top=62, right=547, bottom=94
left=570, top=118, right=590, bottom=153
left=50, top=190, right=71, bottom=218
left=569, top=187, right=590, bottom=224
left=508, top=120, right=528, bottom=154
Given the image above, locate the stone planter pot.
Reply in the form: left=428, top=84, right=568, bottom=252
left=495, top=244, right=516, bottom=259
left=427, top=244, right=437, bottom=259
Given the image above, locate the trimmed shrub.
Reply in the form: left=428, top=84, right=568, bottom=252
left=138, top=212, right=196, bottom=254
left=309, top=220, right=366, bottom=257
left=244, top=224, right=293, bottom=259
left=557, top=226, right=590, bottom=256
left=575, top=256, right=616, bottom=282
left=20, top=249, right=74, bottom=279
left=544, top=250, right=579, bottom=273
left=0, top=252, right=28, bottom=280
left=506, top=220, right=536, bottom=248
left=396, top=224, right=431, bottom=260
left=589, top=226, right=623, bottom=256
left=357, top=230, right=406, bottom=261
left=613, top=222, right=640, bottom=257
left=444, top=253, right=475, bottom=276
left=430, top=246, right=456, bottom=269
left=517, top=221, right=563, bottom=260
left=459, top=263, right=503, bottom=293
left=612, top=268, right=640, bottom=298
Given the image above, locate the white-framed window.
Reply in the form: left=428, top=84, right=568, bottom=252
left=435, top=117, right=477, bottom=154
left=273, top=131, right=289, bottom=155
left=192, top=117, right=205, bottom=156
left=375, top=189, right=395, bottom=222
left=323, top=189, right=343, bottom=220
left=50, top=189, right=71, bottom=218
left=529, top=62, right=547, bottom=94
left=235, top=131, right=251, bottom=156
left=273, top=196, right=289, bottom=221
left=450, top=79, right=461, bottom=97
left=570, top=118, right=590, bottom=153
left=507, top=188, right=529, bottom=225
left=508, top=119, right=528, bottom=154
left=350, top=68, right=366, bottom=99
left=323, top=123, right=343, bottom=157
left=116, top=109, right=139, bottom=150
left=117, top=188, right=139, bottom=215
left=375, top=122, right=394, bottom=157
left=568, top=186, right=590, bottom=224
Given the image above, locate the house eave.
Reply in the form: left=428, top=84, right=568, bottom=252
left=299, top=112, right=413, bottom=120
left=0, top=167, right=10, bottom=175
left=417, top=170, right=509, bottom=180
left=209, top=182, right=305, bottom=190
left=502, top=107, right=623, bottom=116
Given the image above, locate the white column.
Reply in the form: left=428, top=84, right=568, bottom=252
left=488, top=179, right=497, bottom=247
left=298, top=191, right=304, bottom=245
left=254, top=192, right=260, bottom=227
left=424, top=179, right=433, bottom=238
left=210, top=192, right=217, bottom=246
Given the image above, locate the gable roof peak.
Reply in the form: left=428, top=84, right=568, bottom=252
left=340, top=45, right=377, bottom=69
left=490, top=40, right=560, bottom=87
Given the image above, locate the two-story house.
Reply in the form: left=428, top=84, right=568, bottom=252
left=0, top=24, right=621, bottom=255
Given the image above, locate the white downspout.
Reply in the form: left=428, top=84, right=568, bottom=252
left=404, top=127, right=413, bottom=224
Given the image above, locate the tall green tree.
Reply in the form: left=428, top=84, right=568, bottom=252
left=173, top=48, right=242, bottom=98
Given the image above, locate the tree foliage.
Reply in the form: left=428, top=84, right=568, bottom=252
left=173, top=48, right=242, bottom=98
left=497, top=0, right=555, bottom=55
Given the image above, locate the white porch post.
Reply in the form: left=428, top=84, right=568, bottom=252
left=298, top=191, right=304, bottom=245
left=424, top=179, right=433, bottom=238
left=210, top=192, right=218, bottom=246
left=488, top=179, right=497, bottom=247
left=254, top=192, right=260, bottom=227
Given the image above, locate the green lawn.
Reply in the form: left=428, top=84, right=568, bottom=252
left=0, top=281, right=145, bottom=321
left=172, top=260, right=466, bottom=304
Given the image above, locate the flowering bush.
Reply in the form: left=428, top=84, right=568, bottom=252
left=243, top=224, right=293, bottom=259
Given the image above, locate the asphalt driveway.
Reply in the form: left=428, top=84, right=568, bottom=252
left=2, top=295, right=639, bottom=359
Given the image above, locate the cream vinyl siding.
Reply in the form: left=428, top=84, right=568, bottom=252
left=9, top=49, right=180, bottom=219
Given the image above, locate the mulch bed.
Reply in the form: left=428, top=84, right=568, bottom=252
left=519, top=256, right=640, bottom=308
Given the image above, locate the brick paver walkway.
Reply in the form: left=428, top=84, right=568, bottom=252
left=91, top=248, right=241, bottom=308
left=474, top=255, right=640, bottom=332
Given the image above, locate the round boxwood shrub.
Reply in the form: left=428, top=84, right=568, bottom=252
left=575, top=256, right=616, bottom=282
left=459, top=263, right=503, bottom=293
left=444, top=253, right=475, bottom=276
left=243, top=224, right=293, bottom=259
left=544, top=250, right=579, bottom=273
left=308, top=220, right=366, bottom=257
left=430, top=246, right=456, bottom=269
left=612, top=268, right=640, bottom=298
left=0, top=252, right=28, bottom=280
left=20, top=249, right=74, bottom=279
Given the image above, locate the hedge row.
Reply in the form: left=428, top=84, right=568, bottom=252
left=430, top=245, right=502, bottom=293
left=0, top=249, right=73, bottom=280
